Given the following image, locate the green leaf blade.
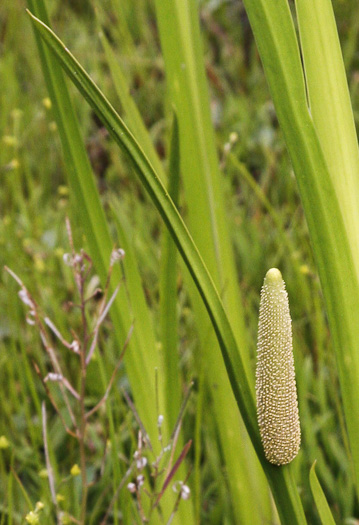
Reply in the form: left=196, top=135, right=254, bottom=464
left=296, top=0, right=359, bottom=279
left=309, top=461, right=336, bottom=525
left=159, top=114, right=182, bottom=431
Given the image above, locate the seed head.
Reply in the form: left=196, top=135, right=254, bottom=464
left=256, top=268, right=300, bottom=465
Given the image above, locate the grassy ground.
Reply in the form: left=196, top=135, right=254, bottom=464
left=1, top=0, right=359, bottom=523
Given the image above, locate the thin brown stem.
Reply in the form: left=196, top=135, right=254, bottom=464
left=79, top=275, right=89, bottom=524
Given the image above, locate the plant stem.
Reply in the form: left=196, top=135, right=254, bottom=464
left=79, top=275, right=89, bottom=523
left=79, top=368, right=88, bottom=523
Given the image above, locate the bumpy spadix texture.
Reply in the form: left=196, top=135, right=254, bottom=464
left=256, top=268, right=300, bottom=465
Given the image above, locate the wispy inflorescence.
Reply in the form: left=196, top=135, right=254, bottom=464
left=256, top=268, right=300, bottom=466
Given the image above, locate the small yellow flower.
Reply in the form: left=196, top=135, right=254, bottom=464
left=58, top=185, right=69, bottom=197
left=56, top=493, right=65, bottom=502
left=25, top=511, right=39, bottom=524
left=70, top=463, right=81, bottom=476
left=2, top=135, right=18, bottom=147
left=229, top=131, right=238, bottom=144
left=35, top=501, right=44, bottom=512
left=43, top=97, right=52, bottom=110
left=299, top=264, right=310, bottom=275
left=8, top=159, right=20, bottom=170
left=0, top=436, right=10, bottom=449
left=34, top=255, right=45, bottom=273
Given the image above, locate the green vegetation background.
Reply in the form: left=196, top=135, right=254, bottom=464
left=1, top=0, right=359, bottom=523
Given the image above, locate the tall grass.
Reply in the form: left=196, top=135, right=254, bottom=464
left=1, top=0, right=359, bottom=523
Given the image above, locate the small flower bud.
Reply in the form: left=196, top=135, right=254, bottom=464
left=18, top=290, right=34, bottom=308
left=173, top=481, right=191, bottom=500
left=127, top=482, right=136, bottom=493
left=136, top=457, right=147, bottom=470
left=45, top=373, right=63, bottom=383
left=70, top=464, right=81, bottom=476
left=180, top=484, right=191, bottom=500
left=0, top=436, right=10, bottom=449
left=43, top=97, right=52, bottom=110
left=25, top=511, right=39, bottom=524
left=35, top=502, right=44, bottom=512
left=229, top=131, right=238, bottom=144
left=136, top=475, right=145, bottom=488
left=70, top=340, right=80, bottom=354
left=63, top=253, right=73, bottom=266
left=110, top=248, right=125, bottom=265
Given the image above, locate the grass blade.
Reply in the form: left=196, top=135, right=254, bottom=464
left=98, top=27, right=166, bottom=183
left=309, top=461, right=336, bottom=525
left=159, top=114, right=182, bottom=431
left=295, top=0, right=359, bottom=278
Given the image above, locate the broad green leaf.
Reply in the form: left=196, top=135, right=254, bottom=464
left=27, top=11, right=307, bottom=524
left=243, top=0, right=359, bottom=497
left=309, top=462, right=336, bottom=525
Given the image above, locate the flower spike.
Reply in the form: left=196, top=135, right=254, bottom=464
left=256, top=268, right=301, bottom=465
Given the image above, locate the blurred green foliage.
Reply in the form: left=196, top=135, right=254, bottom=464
left=1, top=0, right=359, bottom=522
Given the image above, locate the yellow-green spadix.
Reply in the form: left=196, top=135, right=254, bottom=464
left=256, top=268, right=300, bottom=465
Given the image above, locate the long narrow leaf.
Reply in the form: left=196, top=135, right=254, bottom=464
left=309, top=462, right=336, bottom=525
left=98, top=28, right=166, bottom=183
left=159, top=114, right=182, bottom=431
left=295, top=0, right=359, bottom=276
